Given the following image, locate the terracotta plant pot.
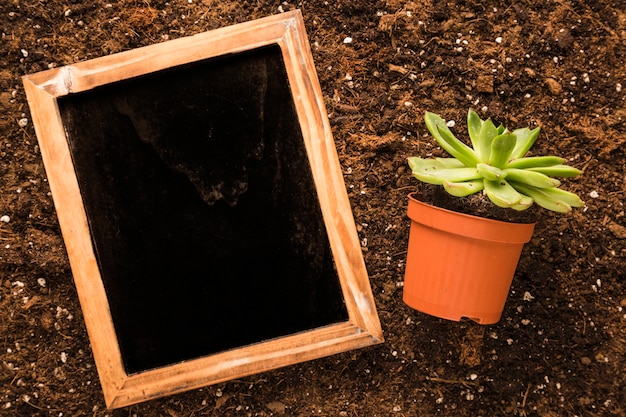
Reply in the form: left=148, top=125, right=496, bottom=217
left=403, top=193, right=536, bottom=324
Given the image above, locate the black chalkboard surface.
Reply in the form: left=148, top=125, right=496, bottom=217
left=58, top=44, right=349, bottom=374
left=24, top=11, right=382, bottom=408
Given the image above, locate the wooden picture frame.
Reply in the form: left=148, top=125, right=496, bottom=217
left=22, top=10, right=383, bottom=409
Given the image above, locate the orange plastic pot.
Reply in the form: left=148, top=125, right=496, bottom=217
left=403, top=193, right=536, bottom=324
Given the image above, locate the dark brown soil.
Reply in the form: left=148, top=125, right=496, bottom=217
left=1, top=1, right=625, bottom=416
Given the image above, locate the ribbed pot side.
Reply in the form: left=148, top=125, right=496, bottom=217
left=403, top=194, right=536, bottom=324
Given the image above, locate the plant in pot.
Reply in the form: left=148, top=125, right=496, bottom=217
left=404, top=109, right=583, bottom=324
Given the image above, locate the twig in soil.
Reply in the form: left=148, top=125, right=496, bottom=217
left=55, top=328, right=73, bottom=340
left=580, top=155, right=594, bottom=173
left=189, top=403, right=210, bottom=417
left=607, top=190, right=625, bottom=196
left=392, top=186, right=416, bottom=192
left=520, top=383, right=532, bottom=416
left=428, top=376, right=477, bottom=388
left=421, top=36, right=440, bottom=48
left=23, top=399, right=61, bottom=412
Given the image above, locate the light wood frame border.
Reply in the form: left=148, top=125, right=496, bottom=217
left=22, top=10, right=383, bottom=409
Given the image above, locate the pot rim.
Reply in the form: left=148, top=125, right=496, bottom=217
left=407, top=192, right=536, bottom=244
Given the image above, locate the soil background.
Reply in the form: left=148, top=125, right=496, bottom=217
left=1, top=0, right=625, bottom=416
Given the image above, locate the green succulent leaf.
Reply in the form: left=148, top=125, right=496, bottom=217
left=527, top=164, right=582, bottom=178
left=434, top=158, right=466, bottom=168
left=412, top=168, right=482, bottom=184
left=484, top=179, right=523, bottom=208
left=489, top=133, right=517, bottom=168
left=530, top=185, right=583, bottom=208
left=510, top=127, right=541, bottom=159
left=476, top=117, right=500, bottom=162
left=424, top=112, right=481, bottom=167
left=408, top=157, right=454, bottom=174
left=467, top=109, right=488, bottom=161
left=443, top=180, right=484, bottom=197
left=503, top=168, right=561, bottom=188
left=407, top=156, right=431, bottom=172
left=408, top=157, right=481, bottom=185
left=476, top=163, right=507, bottom=181
left=542, top=186, right=585, bottom=208
left=506, top=156, right=564, bottom=169
left=509, top=182, right=582, bottom=213
left=511, top=194, right=535, bottom=211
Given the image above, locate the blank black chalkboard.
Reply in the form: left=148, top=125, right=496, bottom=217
left=57, top=44, right=349, bottom=374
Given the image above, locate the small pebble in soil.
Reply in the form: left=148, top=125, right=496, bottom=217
left=267, top=401, right=286, bottom=414
left=589, top=190, right=599, bottom=198
left=545, top=78, right=562, bottom=95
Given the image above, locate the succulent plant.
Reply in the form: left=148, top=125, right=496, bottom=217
left=408, top=109, right=583, bottom=213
